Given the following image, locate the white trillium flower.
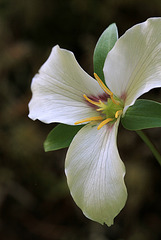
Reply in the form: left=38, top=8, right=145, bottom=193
left=28, top=18, right=161, bottom=226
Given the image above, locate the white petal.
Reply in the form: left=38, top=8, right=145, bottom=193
left=65, top=121, right=127, bottom=226
left=103, top=18, right=161, bottom=113
left=29, top=45, right=104, bottom=124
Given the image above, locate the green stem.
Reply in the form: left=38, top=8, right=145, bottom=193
left=136, top=130, right=161, bottom=166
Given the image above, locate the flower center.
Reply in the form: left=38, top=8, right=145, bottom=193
left=75, top=73, right=124, bottom=130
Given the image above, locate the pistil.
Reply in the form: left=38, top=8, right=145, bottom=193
left=74, top=74, right=124, bottom=130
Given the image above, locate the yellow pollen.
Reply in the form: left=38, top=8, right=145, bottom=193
left=97, top=118, right=114, bottom=130
left=94, top=73, right=120, bottom=105
left=94, top=73, right=112, bottom=95
left=83, top=94, right=102, bottom=107
left=75, top=116, right=103, bottom=125
left=96, top=108, right=104, bottom=112
left=115, top=110, right=123, bottom=118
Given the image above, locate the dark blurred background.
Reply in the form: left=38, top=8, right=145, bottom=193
left=0, top=0, right=161, bottom=239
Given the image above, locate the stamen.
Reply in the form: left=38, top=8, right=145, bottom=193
left=94, top=73, right=120, bottom=106
left=94, top=73, right=113, bottom=96
left=97, top=118, right=114, bottom=130
left=83, top=94, right=102, bottom=107
left=96, top=108, right=104, bottom=112
left=115, top=110, right=123, bottom=118
left=75, top=116, right=103, bottom=125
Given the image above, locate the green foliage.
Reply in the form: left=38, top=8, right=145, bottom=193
left=121, top=99, right=161, bottom=130
left=44, top=124, right=84, bottom=152
left=93, top=23, right=118, bottom=83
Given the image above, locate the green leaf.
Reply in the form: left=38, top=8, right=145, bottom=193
left=121, top=99, right=161, bottom=130
left=93, top=23, right=118, bottom=83
left=44, top=124, right=83, bottom=152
